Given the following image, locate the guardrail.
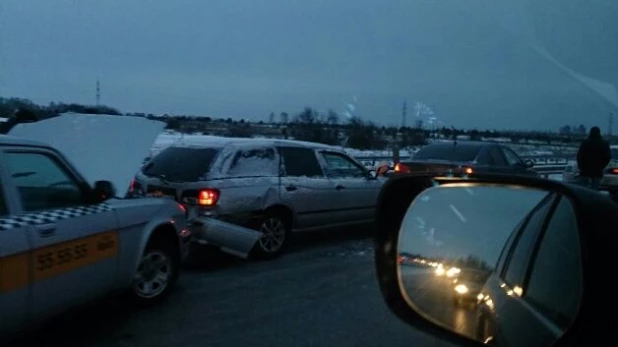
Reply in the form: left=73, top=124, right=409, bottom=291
left=353, top=155, right=572, bottom=179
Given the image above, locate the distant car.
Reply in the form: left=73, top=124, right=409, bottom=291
left=131, top=138, right=385, bottom=260
left=451, top=268, right=491, bottom=307
left=393, top=141, right=537, bottom=177
left=562, top=145, right=618, bottom=195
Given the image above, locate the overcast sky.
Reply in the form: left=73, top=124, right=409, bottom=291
left=1, top=0, right=617, bottom=130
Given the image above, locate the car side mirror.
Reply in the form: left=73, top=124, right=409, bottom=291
left=376, top=164, right=390, bottom=176
left=368, top=170, right=377, bottom=179
left=374, top=174, right=616, bottom=346
left=93, top=180, right=116, bottom=202
left=522, top=159, right=534, bottom=168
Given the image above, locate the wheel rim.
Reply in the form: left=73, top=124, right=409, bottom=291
left=133, top=250, right=172, bottom=299
left=258, top=217, right=286, bottom=253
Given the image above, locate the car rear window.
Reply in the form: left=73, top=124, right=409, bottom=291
left=413, top=144, right=481, bottom=162
left=612, top=148, right=618, bottom=159
left=142, top=146, right=219, bottom=182
left=227, top=147, right=278, bottom=177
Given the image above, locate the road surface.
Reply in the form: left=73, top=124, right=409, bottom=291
left=7, top=228, right=456, bottom=347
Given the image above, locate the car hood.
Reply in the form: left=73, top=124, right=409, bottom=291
left=9, top=113, right=165, bottom=197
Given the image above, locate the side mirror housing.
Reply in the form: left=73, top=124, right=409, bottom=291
left=522, top=159, right=535, bottom=168
left=93, top=180, right=116, bottom=202
left=374, top=173, right=618, bottom=347
left=368, top=170, right=378, bottom=179
left=376, top=164, right=390, bottom=176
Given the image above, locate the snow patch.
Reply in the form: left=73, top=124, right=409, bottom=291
left=9, top=113, right=165, bottom=196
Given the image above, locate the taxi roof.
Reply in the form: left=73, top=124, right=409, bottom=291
left=0, top=134, right=55, bottom=149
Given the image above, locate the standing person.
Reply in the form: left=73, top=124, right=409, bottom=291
left=576, top=126, right=611, bottom=190
left=0, top=109, right=39, bottom=134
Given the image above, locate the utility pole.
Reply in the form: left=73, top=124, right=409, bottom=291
left=401, top=100, right=407, bottom=128
left=609, top=112, right=614, bottom=136
left=96, top=79, right=101, bottom=106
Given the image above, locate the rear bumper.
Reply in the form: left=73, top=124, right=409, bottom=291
left=189, top=217, right=261, bottom=259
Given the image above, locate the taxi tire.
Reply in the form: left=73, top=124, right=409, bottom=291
left=129, top=240, right=180, bottom=308
left=250, top=214, right=291, bottom=261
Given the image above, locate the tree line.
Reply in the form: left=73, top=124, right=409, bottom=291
left=0, top=96, right=597, bottom=150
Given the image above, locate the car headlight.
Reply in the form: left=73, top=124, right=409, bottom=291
left=455, top=284, right=468, bottom=294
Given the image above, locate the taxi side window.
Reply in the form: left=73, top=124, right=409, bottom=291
left=4, top=152, right=84, bottom=212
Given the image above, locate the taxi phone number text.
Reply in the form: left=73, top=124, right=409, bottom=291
left=36, top=244, right=88, bottom=271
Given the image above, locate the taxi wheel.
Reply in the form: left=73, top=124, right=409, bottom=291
left=250, top=214, right=290, bottom=260
left=130, top=240, right=179, bottom=307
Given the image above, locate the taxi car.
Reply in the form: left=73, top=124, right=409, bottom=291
left=0, top=116, right=190, bottom=341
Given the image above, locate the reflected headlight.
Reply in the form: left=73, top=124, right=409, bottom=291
left=455, top=284, right=468, bottom=294
left=435, top=267, right=445, bottom=276
left=446, top=267, right=461, bottom=277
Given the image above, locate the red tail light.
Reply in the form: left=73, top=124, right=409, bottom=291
left=129, top=179, right=135, bottom=193
left=198, top=189, right=220, bottom=206
left=394, top=163, right=410, bottom=173
left=612, top=168, right=618, bottom=174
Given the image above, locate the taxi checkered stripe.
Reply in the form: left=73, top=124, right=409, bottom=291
left=0, top=204, right=112, bottom=231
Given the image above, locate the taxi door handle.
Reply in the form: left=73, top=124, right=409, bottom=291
left=35, top=224, right=56, bottom=237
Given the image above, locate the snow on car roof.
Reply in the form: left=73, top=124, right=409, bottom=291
left=0, top=134, right=54, bottom=148
left=155, top=133, right=342, bottom=151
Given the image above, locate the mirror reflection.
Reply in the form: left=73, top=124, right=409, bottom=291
left=398, top=184, right=582, bottom=346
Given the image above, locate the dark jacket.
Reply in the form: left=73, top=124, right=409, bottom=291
left=577, top=134, right=611, bottom=178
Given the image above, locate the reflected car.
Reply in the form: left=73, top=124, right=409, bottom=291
left=451, top=268, right=491, bottom=307
left=475, top=193, right=582, bottom=345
